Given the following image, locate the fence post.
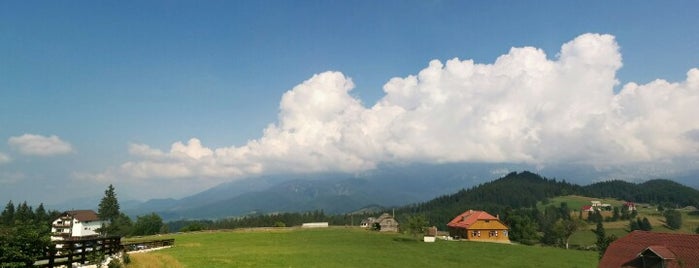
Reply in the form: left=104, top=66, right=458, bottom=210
left=80, top=241, right=87, bottom=264
left=66, top=241, right=73, bottom=265
left=47, top=245, right=56, bottom=267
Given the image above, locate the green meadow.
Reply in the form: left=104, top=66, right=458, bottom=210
left=127, top=227, right=597, bottom=268
left=541, top=195, right=699, bottom=247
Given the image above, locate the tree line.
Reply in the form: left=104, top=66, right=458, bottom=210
left=0, top=185, right=166, bottom=267
left=0, top=201, right=61, bottom=266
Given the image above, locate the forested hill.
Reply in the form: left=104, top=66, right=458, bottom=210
left=398, top=171, right=581, bottom=227
left=397, top=171, right=699, bottom=228
left=583, top=179, right=699, bottom=207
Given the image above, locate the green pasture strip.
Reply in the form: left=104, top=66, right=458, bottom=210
left=148, top=227, right=596, bottom=268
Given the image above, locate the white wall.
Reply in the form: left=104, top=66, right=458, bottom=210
left=71, top=219, right=104, bottom=237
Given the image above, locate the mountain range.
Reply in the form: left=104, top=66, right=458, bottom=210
left=118, top=163, right=699, bottom=221
left=123, top=163, right=519, bottom=220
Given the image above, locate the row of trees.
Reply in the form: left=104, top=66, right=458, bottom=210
left=0, top=201, right=60, bottom=266
left=1, top=185, right=165, bottom=266
left=97, top=185, right=166, bottom=237
left=167, top=210, right=356, bottom=232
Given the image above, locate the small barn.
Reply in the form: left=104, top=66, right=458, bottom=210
left=361, top=213, right=399, bottom=232
left=447, top=210, right=510, bottom=243
left=375, top=213, right=399, bottom=232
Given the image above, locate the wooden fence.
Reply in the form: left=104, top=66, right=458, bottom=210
left=33, top=236, right=121, bottom=267
left=122, top=238, right=175, bottom=251
left=29, top=237, right=175, bottom=267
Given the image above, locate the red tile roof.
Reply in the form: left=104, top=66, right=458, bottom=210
left=446, top=210, right=499, bottom=229
left=64, top=210, right=100, bottom=222
left=599, top=231, right=699, bottom=268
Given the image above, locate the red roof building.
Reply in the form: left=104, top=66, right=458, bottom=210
left=446, top=210, right=510, bottom=243
left=599, top=231, right=699, bottom=268
left=51, top=210, right=105, bottom=241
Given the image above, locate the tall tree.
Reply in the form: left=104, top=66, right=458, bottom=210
left=14, top=202, right=34, bottom=223
left=629, top=218, right=640, bottom=231
left=595, top=222, right=607, bottom=259
left=404, top=214, right=428, bottom=240
left=641, top=217, right=652, bottom=231
left=553, top=218, right=585, bottom=249
left=663, top=209, right=682, bottom=230
left=34, top=203, right=48, bottom=223
left=504, top=211, right=539, bottom=245
left=98, top=184, right=121, bottom=236
left=98, top=184, right=120, bottom=222
left=1, top=200, right=14, bottom=225
left=132, top=213, right=164, bottom=236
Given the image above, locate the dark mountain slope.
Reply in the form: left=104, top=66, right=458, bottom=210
left=398, top=171, right=581, bottom=228
left=583, top=179, right=699, bottom=207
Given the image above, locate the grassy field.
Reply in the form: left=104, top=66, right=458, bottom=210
left=545, top=195, right=699, bottom=247
left=127, top=227, right=597, bottom=268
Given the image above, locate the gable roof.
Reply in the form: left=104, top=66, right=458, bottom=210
left=599, top=231, right=699, bottom=268
left=447, top=210, right=503, bottom=229
left=62, top=210, right=101, bottom=222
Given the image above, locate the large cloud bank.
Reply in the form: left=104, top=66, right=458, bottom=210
left=98, top=33, right=699, bottom=181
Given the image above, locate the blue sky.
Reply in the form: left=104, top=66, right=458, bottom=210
left=1, top=1, right=698, bottom=205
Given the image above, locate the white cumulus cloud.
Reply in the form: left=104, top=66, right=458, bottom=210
left=94, top=33, right=699, bottom=182
left=8, top=134, right=74, bottom=156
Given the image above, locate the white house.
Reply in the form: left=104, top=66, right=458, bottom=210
left=51, top=210, right=106, bottom=241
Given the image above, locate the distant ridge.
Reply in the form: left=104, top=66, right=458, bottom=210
left=396, top=171, right=699, bottom=228
left=123, top=165, right=699, bottom=221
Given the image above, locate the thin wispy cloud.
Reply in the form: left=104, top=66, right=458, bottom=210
left=8, top=134, right=75, bottom=156
left=91, top=33, right=699, bottom=182
left=0, top=152, right=11, bottom=164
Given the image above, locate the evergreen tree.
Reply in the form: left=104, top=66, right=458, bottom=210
left=595, top=222, right=607, bottom=258
left=620, top=205, right=630, bottom=220
left=641, top=217, right=652, bottom=231
left=15, top=202, right=34, bottom=223
left=98, top=184, right=122, bottom=236
left=1, top=200, right=14, bottom=225
left=98, top=184, right=120, bottom=222
left=663, top=209, right=682, bottom=230
left=34, top=203, right=48, bottom=223
left=111, top=212, right=134, bottom=237
left=630, top=209, right=638, bottom=219
left=629, top=218, right=640, bottom=231
left=559, top=202, right=571, bottom=220
left=612, top=207, right=620, bottom=221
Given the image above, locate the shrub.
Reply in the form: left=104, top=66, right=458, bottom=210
left=108, top=258, right=123, bottom=268
left=122, top=252, right=131, bottom=264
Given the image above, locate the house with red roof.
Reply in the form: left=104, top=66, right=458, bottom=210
left=51, top=210, right=106, bottom=241
left=599, top=231, right=699, bottom=268
left=446, top=210, right=510, bottom=243
left=623, top=201, right=637, bottom=211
